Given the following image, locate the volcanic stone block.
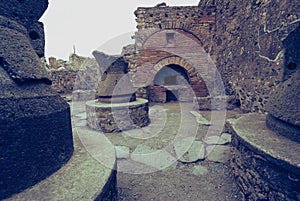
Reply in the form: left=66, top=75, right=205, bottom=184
left=0, top=0, right=48, bottom=27
left=0, top=0, right=74, bottom=199
left=266, top=25, right=300, bottom=142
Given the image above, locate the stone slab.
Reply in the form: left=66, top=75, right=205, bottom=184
left=115, top=146, right=130, bottom=159
left=190, top=110, right=211, bottom=125
left=206, top=145, right=231, bottom=163
left=131, top=145, right=176, bottom=170
left=203, top=134, right=231, bottom=145
left=192, top=165, right=209, bottom=176
left=175, top=139, right=205, bottom=163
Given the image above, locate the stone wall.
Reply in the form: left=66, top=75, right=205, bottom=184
left=231, top=142, right=300, bottom=201
left=46, top=54, right=100, bottom=96
left=124, top=5, right=217, bottom=100
left=133, top=5, right=216, bottom=56
left=50, top=69, right=77, bottom=94
left=213, top=0, right=300, bottom=112
left=126, top=0, right=300, bottom=112
left=86, top=99, right=150, bottom=133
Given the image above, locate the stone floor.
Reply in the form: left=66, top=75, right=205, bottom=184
left=71, top=100, right=242, bottom=201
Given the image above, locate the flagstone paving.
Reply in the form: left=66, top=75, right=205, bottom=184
left=71, top=101, right=242, bottom=201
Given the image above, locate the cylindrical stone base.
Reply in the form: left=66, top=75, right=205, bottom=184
left=0, top=94, right=74, bottom=200
left=228, top=114, right=300, bottom=201
left=86, top=98, right=150, bottom=133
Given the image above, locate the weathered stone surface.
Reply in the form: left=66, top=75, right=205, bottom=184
left=86, top=98, right=150, bottom=133
left=265, top=24, right=300, bottom=142
left=193, top=96, right=240, bottom=111
left=190, top=110, right=211, bottom=125
left=214, top=0, right=300, bottom=112
left=0, top=0, right=48, bottom=26
left=93, top=50, right=137, bottom=103
left=115, top=146, right=130, bottom=159
left=206, top=145, right=231, bottom=163
left=192, top=165, right=209, bottom=177
left=47, top=54, right=99, bottom=95
left=86, top=50, right=150, bottom=133
left=0, top=17, right=50, bottom=83
left=0, top=0, right=48, bottom=58
left=0, top=1, right=75, bottom=199
left=175, top=139, right=205, bottom=163
left=203, top=134, right=231, bottom=145
left=228, top=113, right=300, bottom=201
left=6, top=125, right=118, bottom=201
left=72, top=90, right=96, bottom=101
left=131, top=144, right=176, bottom=170
left=28, top=21, right=46, bottom=57
left=50, top=69, right=78, bottom=94
left=220, top=133, right=232, bottom=143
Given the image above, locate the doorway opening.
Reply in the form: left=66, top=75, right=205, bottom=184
left=150, top=64, right=190, bottom=103
left=166, top=90, right=178, bottom=102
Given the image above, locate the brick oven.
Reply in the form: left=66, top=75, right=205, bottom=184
left=124, top=5, right=217, bottom=103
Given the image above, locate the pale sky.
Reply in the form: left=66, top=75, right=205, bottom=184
left=40, top=0, right=199, bottom=60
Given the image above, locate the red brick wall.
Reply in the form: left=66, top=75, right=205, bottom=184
left=130, top=29, right=214, bottom=98
left=125, top=6, right=218, bottom=100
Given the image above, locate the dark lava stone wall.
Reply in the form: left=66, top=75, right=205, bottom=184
left=214, top=0, right=300, bottom=112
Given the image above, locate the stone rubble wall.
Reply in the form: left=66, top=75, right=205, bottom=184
left=214, top=0, right=300, bottom=112
left=86, top=99, right=150, bottom=133
left=230, top=134, right=300, bottom=201
left=50, top=69, right=78, bottom=94
left=46, top=54, right=100, bottom=96
left=133, top=6, right=217, bottom=55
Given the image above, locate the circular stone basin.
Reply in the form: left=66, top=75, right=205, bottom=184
left=86, top=98, right=150, bottom=133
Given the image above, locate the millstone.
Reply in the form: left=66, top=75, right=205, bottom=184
left=265, top=25, right=300, bottom=143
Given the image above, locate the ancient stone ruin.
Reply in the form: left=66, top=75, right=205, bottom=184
left=86, top=51, right=150, bottom=133
left=0, top=0, right=74, bottom=199
left=2, top=0, right=300, bottom=200
left=229, top=25, right=300, bottom=201
left=0, top=1, right=117, bottom=200
left=265, top=25, right=300, bottom=143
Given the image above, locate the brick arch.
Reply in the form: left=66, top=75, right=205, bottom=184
left=152, top=56, right=195, bottom=80
left=151, top=56, right=208, bottom=98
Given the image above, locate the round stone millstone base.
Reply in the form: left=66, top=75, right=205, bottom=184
left=0, top=93, right=74, bottom=200
left=86, top=98, right=150, bottom=133
left=227, top=114, right=300, bottom=201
